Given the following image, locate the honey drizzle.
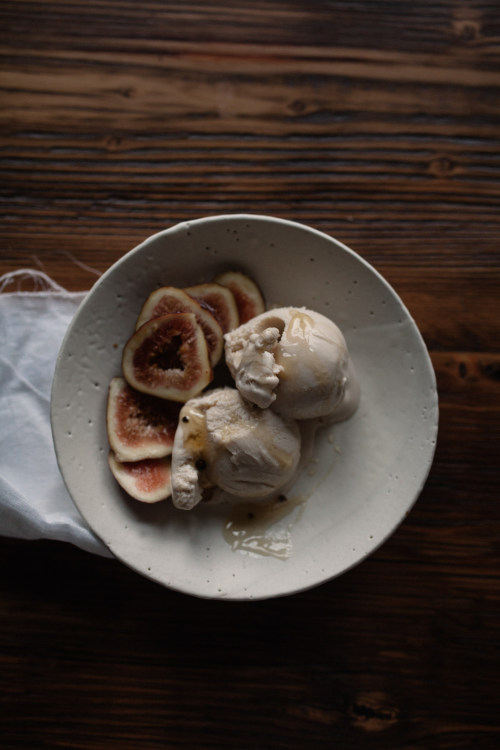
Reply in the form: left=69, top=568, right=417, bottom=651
left=222, top=494, right=306, bottom=560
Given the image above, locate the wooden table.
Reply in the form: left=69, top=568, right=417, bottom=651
left=1, top=2, right=499, bottom=747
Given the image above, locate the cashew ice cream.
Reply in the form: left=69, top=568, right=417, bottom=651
left=171, top=387, right=301, bottom=510
left=224, top=307, right=360, bottom=421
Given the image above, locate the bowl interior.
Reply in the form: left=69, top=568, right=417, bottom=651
left=51, top=215, right=438, bottom=600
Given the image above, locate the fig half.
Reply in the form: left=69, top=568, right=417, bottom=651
left=135, top=286, right=223, bottom=367
left=108, top=452, right=172, bottom=503
left=107, top=376, right=181, bottom=462
left=184, top=282, right=239, bottom=333
left=122, top=313, right=212, bottom=402
left=215, top=271, right=265, bottom=324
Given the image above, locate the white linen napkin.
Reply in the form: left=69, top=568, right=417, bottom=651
left=0, top=270, right=112, bottom=557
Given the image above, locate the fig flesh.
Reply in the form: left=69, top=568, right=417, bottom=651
left=135, top=286, right=223, bottom=367
left=184, top=282, right=239, bottom=333
left=215, top=271, right=265, bottom=324
left=107, top=376, right=180, bottom=462
left=122, top=313, right=212, bottom=402
left=108, top=452, right=172, bottom=503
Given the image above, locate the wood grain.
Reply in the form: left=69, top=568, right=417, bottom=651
left=1, top=1, right=499, bottom=748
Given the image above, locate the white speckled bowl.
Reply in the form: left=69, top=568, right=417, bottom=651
left=51, top=215, right=438, bottom=600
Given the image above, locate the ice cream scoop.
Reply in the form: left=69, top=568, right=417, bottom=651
left=171, top=387, right=301, bottom=510
left=224, top=307, right=360, bottom=421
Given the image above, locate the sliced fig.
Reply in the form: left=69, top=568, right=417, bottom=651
left=135, top=286, right=223, bottom=367
left=107, top=376, right=181, bottom=462
left=184, top=282, right=239, bottom=333
left=108, top=451, right=172, bottom=503
left=122, top=312, right=212, bottom=402
left=214, top=271, right=265, bottom=324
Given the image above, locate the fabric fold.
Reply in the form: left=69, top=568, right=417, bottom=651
left=0, top=270, right=111, bottom=557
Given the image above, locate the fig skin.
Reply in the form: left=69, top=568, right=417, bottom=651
left=122, top=312, right=213, bottom=402
left=107, top=376, right=180, bottom=462
left=184, top=282, right=239, bottom=333
left=108, top=451, right=172, bottom=503
left=135, top=286, right=223, bottom=367
left=215, top=271, right=265, bottom=324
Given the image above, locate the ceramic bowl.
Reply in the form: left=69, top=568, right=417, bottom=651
left=51, top=215, right=438, bottom=600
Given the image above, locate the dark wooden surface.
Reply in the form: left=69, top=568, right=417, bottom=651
left=1, top=2, right=499, bottom=748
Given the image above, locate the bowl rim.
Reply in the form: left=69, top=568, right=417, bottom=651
left=51, top=214, right=439, bottom=600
